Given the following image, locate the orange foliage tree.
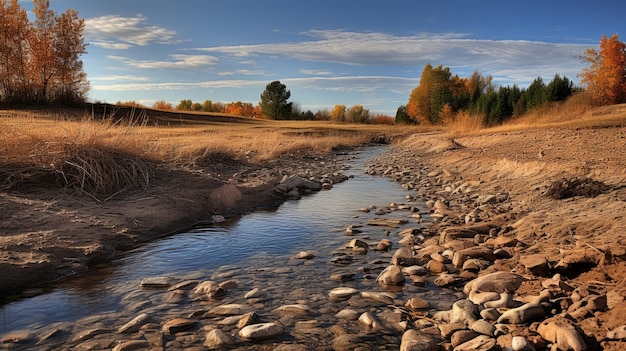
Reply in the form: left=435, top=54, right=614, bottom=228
left=579, top=34, right=626, bottom=105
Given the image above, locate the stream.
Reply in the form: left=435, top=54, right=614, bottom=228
left=0, top=146, right=459, bottom=349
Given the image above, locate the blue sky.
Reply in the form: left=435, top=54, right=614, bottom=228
left=25, top=0, right=624, bottom=115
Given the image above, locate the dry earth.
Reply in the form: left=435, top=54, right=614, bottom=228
left=396, top=125, right=626, bottom=349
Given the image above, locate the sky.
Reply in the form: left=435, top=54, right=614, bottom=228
left=21, top=0, right=625, bottom=115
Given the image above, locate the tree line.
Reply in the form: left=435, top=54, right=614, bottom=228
left=0, top=0, right=88, bottom=106
left=399, top=34, right=626, bottom=126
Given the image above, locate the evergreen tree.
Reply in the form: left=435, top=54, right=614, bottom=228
left=394, top=105, right=413, bottom=124
left=546, top=74, right=574, bottom=102
left=259, top=80, right=292, bottom=120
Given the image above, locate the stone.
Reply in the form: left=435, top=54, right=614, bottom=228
left=347, top=239, right=369, bottom=253
left=463, top=272, right=526, bottom=295
left=329, top=287, right=360, bottom=301
left=72, top=328, right=114, bottom=342
left=470, top=319, right=496, bottom=337
left=511, top=336, right=535, bottom=351
left=376, top=265, right=405, bottom=286
left=292, top=251, right=315, bottom=259
left=497, top=303, right=545, bottom=324
left=480, top=308, right=501, bottom=321
left=403, top=265, right=427, bottom=276
left=168, top=280, right=199, bottom=291
left=244, top=288, right=261, bottom=299
left=376, top=239, right=392, bottom=251
left=451, top=330, right=480, bottom=347
left=537, top=316, right=587, bottom=351
left=361, top=291, right=395, bottom=305
left=453, top=247, right=497, bottom=268
left=140, top=276, right=174, bottom=289
left=469, top=291, right=501, bottom=305
left=207, top=304, right=248, bottom=316
left=607, top=325, right=626, bottom=340
left=434, top=273, right=462, bottom=287
left=237, top=312, right=262, bottom=329
left=405, top=297, right=430, bottom=310
left=335, top=309, right=360, bottom=321
left=519, top=255, right=550, bottom=276
left=162, top=318, right=197, bottom=334
left=118, top=313, right=151, bottom=334
left=392, top=247, right=421, bottom=266
left=112, top=340, right=150, bottom=351
left=357, top=312, right=381, bottom=329
left=426, top=259, right=446, bottom=273
left=451, top=299, right=478, bottom=324
left=277, top=175, right=322, bottom=192
left=238, top=323, right=284, bottom=340
left=454, top=335, right=498, bottom=351
left=272, top=304, right=315, bottom=316
left=400, top=329, right=438, bottom=351
left=204, top=329, right=234, bottom=349
left=193, top=281, right=220, bottom=295
left=483, top=292, right=516, bottom=309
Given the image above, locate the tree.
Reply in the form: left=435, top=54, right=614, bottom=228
left=407, top=64, right=454, bottom=124
left=346, top=104, right=370, bottom=123
left=394, top=105, right=413, bottom=124
left=579, top=34, right=626, bottom=105
left=153, top=100, right=173, bottom=110
left=259, top=80, right=292, bottom=119
left=53, top=8, right=88, bottom=104
left=0, top=0, right=30, bottom=103
left=176, top=99, right=192, bottom=111
left=329, top=104, right=346, bottom=122
left=524, top=77, right=547, bottom=111
left=546, top=74, right=574, bottom=102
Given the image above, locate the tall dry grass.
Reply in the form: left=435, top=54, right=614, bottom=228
left=0, top=110, right=420, bottom=200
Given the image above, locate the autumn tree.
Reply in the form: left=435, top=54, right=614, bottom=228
left=153, top=100, right=173, bottom=110
left=407, top=64, right=454, bottom=124
left=260, top=80, right=292, bottom=120
left=176, top=99, right=193, bottom=111
left=346, top=104, right=370, bottom=123
left=53, top=8, right=88, bottom=104
left=579, top=34, right=626, bottom=105
left=329, top=104, right=346, bottom=122
left=0, top=0, right=30, bottom=103
left=394, top=105, right=413, bottom=124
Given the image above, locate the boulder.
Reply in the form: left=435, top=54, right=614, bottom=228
left=519, top=255, right=550, bottom=277
left=400, top=329, right=438, bottom=351
left=204, top=329, right=234, bottom=349
left=238, top=323, right=284, bottom=340
left=329, top=287, right=360, bottom=301
left=497, top=303, right=545, bottom=324
left=454, top=335, right=498, bottom=351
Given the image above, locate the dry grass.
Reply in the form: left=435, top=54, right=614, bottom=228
left=0, top=109, right=422, bottom=200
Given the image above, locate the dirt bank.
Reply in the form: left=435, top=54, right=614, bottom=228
left=385, top=125, right=626, bottom=350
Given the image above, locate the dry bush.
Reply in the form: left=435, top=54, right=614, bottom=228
left=446, top=110, right=484, bottom=135
left=546, top=177, right=610, bottom=200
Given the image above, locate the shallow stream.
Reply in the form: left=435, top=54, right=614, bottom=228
left=0, top=146, right=459, bottom=349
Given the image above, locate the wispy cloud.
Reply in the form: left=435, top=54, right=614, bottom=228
left=89, top=75, right=152, bottom=82
left=196, top=30, right=589, bottom=83
left=108, top=54, right=218, bottom=69
left=85, top=14, right=182, bottom=48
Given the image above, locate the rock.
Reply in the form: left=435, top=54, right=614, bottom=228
left=469, top=291, right=501, bottom=305
left=162, top=318, right=197, bottom=334
left=207, top=303, right=248, bottom=316
left=402, top=265, right=427, bottom=276
left=72, top=328, right=113, bottom=342
left=376, top=265, right=405, bottom=286
left=272, top=304, right=315, bottom=316
left=400, top=329, right=438, bottom=351
left=438, top=322, right=466, bottom=338
left=451, top=299, right=478, bottom=324
left=453, top=247, right=497, bottom=268
left=541, top=273, right=574, bottom=292
left=277, top=175, right=322, bottom=192
left=238, top=323, right=284, bottom=340
left=237, top=312, right=262, bottom=329
left=118, top=313, right=151, bottom=334
left=329, top=287, right=360, bottom=301
left=483, top=292, right=516, bottom=309
left=193, top=281, right=220, bottom=295
left=434, top=273, right=462, bottom=287
left=607, top=325, right=626, bottom=340
left=376, top=239, right=392, bottom=251
left=567, top=293, right=607, bottom=319
left=329, top=272, right=355, bottom=282
left=244, top=288, right=261, bottom=299
left=332, top=334, right=365, bottom=351
left=454, top=335, right=498, bottom=351
left=537, top=316, right=587, bottom=351
left=140, top=276, right=174, bottom=289
left=497, top=303, right=544, bottom=324
left=347, top=239, right=369, bottom=253
left=480, top=308, right=501, bottom=321
left=451, top=330, right=480, bottom=347
left=112, top=340, right=150, bottom=351
left=519, top=255, right=550, bottom=276
left=463, top=272, right=526, bottom=295
left=405, top=297, right=430, bottom=310
left=1, top=330, right=31, bottom=344
left=392, top=247, right=421, bottom=266
left=204, top=329, right=234, bottom=349
left=335, top=309, right=360, bottom=321
left=357, top=312, right=381, bottom=329
left=360, top=291, right=395, bottom=305
left=345, top=225, right=362, bottom=234
left=426, top=259, right=446, bottom=273
left=168, top=280, right=199, bottom=291
left=292, top=251, right=315, bottom=259
left=511, top=336, right=536, bottom=351
left=470, top=319, right=496, bottom=337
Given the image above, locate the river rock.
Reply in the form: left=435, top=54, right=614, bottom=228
left=112, top=340, right=150, bottom=351
left=483, top=292, right=516, bottom=309
left=118, top=313, right=151, bottom=334
left=277, top=175, right=322, bottom=192
left=463, top=272, right=526, bottom=295
left=405, top=297, right=430, bottom=310
left=400, top=329, right=437, bottom=351
left=438, top=322, right=466, bottom=339
left=347, top=239, right=369, bottom=254
left=392, top=247, right=421, bottom=266
left=237, top=312, right=262, bottom=329
left=162, top=318, right=197, bottom=334
left=537, top=316, right=587, bottom=351
left=272, top=304, right=315, bottom=316
left=454, top=334, right=498, bottom=351
left=497, top=303, right=545, bottom=324
left=376, top=239, right=392, bottom=251
left=470, top=319, right=496, bottom=337
left=361, top=291, right=395, bottom=305
left=469, top=290, right=501, bottom=305
left=453, top=247, right=497, bottom=268
left=357, top=312, right=381, bottom=330
left=329, top=287, right=360, bottom=301
left=519, top=254, right=550, bottom=276
left=140, top=276, right=174, bottom=289
left=292, top=251, right=316, bottom=259
left=335, top=309, right=360, bottom=321
left=244, top=288, right=261, bottom=299
left=208, top=304, right=248, bottom=316
left=451, top=330, right=480, bottom=347
left=511, top=336, right=535, bottom=351
left=376, top=265, right=405, bottom=286
left=480, top=308, right=501, bottom=321
left=204, top=329, right=234, bottom=349
left=239, top=323, right=284, bottom=340
left=607, top=325, right=626, bottom=340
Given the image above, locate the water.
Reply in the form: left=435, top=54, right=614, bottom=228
left=0, top=147, right=453, bottom=347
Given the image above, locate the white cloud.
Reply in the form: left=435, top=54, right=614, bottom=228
left=300, top=69, right=333, bottom=75
left=85, top=14, right=182, bottom=48
left=108, top=54, right=218, bottom=69
left=89, top=75, right=151, bottom=82
left=196, top=30, right=589, bottom=84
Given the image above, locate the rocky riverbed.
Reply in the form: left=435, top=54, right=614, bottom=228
left=2, top=127, right=626, bottom=351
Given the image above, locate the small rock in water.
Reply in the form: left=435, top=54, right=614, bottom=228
left=140, top=276, right=174, bottom=289
left=162, top=318, right=197, bottom=334
left=239, top=323, right=284, bottom=340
